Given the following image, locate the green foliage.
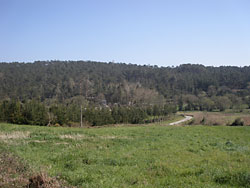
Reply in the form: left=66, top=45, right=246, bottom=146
left=230, top=118, right=244, bottom=126
left=0, top=123, right=249, bottom=187
left=84, top=107, right=114, bottom=126
left=0, top=61, right=249, bottom=112
left=50, top=104, right=69, bottom=125
left=0, top=99, right=177, bottom=126
left=214, top=171, right=250, bottom=187
left=0, top=61, right=250, bottom=126
left=23, top=100, right=49, bottom=126
left=0, top=100, right=49, bottom=126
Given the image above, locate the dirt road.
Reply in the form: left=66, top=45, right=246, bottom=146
left=169, top=115, right=193, bottom=125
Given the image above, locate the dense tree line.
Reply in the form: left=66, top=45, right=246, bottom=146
left=0, top=61, right=249, bottom=126
left=178, top=94, right=250, bottom=112
left=0, top=100, right=176, bottom=126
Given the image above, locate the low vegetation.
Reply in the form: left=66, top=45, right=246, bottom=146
left=183, top=111, right=250, bottom=126
left=0, top=147, right=66, bottom=188
left=0, top=122, right=249, bottom=187
left=231, top=118, right=245, bottom=126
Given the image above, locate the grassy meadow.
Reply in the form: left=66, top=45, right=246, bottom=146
left=0, top=122, right=250, bottom=187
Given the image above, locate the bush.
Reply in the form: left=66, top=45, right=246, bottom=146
left=230, top=118, right=244, bottom=126
left=214, top=171, right=250, bottom=187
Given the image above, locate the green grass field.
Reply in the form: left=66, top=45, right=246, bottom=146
left=0, top=123, right=249, bottom=187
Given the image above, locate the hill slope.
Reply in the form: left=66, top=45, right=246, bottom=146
left=0, top=61, right=249, bottom=108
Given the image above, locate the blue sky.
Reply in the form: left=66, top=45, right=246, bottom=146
left=0, top=0, right=250, bottom=67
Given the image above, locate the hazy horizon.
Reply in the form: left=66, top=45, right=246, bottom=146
left=1, top=0, right=250, bottom=67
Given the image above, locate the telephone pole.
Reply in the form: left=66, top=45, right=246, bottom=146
left=80, top=105, right=83, bottom=127
left=80, top=78, right=83, bottom=127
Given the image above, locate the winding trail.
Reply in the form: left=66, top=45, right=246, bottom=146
left=169, top=115, right=193, bottom=125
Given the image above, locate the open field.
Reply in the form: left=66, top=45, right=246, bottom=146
left=0, top=123, right=250, bottom=188
left=182, top=111, right=250, bottom=126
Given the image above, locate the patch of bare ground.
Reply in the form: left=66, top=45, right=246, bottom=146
left=242, top=116, right=250, bottom=126
left=54, top=142, right=69, bottom=145
left=0, top=131, right=30, bottom=141
left=0, top=152, right=70, bottom=188
left=59, top=134, right=131, bottom=140
left=99, top=135, right=131, bottom=139
left=27, top=173, right=61, bottom=188
left=59, top=134, right=86, bottom=140
left=0, top=152, right=29, bottom=188
left=31, top=140, right=47, bottom=143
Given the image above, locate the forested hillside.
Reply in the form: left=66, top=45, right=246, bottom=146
left=0, top=61, right=250, bottom=126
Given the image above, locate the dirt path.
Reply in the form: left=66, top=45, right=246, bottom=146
left=169, top=115, right=193, bottom=125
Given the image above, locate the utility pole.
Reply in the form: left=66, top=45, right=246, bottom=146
left=80, top=105, right=83, bottom=127
left=80, top=78, right=83, bottom=127
left=79, top=76, right=89, bottom=127
left=85, top=75, right=89, bottom=99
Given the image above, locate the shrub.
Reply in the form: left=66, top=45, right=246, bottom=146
left=214, top=171, right=250, bottom=187
left=230, top=118, right=244, bottom=126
